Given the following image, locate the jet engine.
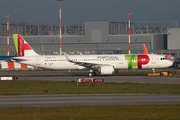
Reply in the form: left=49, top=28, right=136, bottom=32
left=98, top=66, right=115, bottom=75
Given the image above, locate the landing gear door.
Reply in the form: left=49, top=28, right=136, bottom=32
left=36, top=57, right=41, bottom=65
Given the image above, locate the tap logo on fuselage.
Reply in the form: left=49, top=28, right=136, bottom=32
left=125, top=54, right=150, bottom=69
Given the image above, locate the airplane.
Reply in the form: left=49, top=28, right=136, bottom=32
left=85, top=51, right=91, bottom=54
left=142, top=43, right=149, bottom=54
left=0, top=55, right=16, bottom=61
left=10, top=34, right=174, bottom=76
left=69, top=51, right=75, bottom=54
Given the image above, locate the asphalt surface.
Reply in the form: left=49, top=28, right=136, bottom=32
left=0, top=94, right=180, bottom=108
left=0, top=70, right=180, bottom=84
left=0, top=70, right=180, bottom=108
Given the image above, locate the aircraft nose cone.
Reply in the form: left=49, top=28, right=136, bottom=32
left=168, top=60, right=173, bottom=67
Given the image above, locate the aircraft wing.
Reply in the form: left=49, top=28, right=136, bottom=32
left=64, top=53, right=111, bottom=68
left=71, top=61, right=99, bottom=68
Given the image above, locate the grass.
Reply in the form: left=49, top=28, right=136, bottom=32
left=0, top=80, right=180, bottom=95
left=0, top=80, right=180, bottom=119
left=0, top=105, right=180, bottom=120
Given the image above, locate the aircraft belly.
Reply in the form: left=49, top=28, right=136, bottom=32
left=117, top=64, right=127, bottom=69
left=56, top=63, right=78, bottom=69
left=115, top=60, right=128, bottom=69
left=20, top=60, right=36, bottom=67
left=142, top=62, right=168, bottom=69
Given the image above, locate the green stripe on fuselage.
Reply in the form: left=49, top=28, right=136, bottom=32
left=125, top=55, right=138, bottom=69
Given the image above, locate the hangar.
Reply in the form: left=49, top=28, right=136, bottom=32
left=0, top=21, right=180, bottom=57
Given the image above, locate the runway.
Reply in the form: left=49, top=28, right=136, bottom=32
left=0, top=94, right=180, bottom=108
left=0, top=70, right=180, bottom=108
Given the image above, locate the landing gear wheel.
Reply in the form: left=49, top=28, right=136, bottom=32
left=88, top=72, right=96, bottom=76
left=92, top=72, right=96, bottom=76
left=88, top=72, right=93, bottom=76
left=152, top=68, right=155, bottom=73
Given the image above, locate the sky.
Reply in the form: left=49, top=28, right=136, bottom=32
left=0, top=0, right=180, bottom=24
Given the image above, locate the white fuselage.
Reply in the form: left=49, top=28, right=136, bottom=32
left=12, top=54, right=173, bottom=70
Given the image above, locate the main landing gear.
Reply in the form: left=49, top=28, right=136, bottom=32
left=152, top=68, right=155, bottom=73
left=88, top=69, right=96, bottom=76
left=88, top=72, right=96, bottom=76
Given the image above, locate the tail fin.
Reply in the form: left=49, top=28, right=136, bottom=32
left=12, top=34, right=38, bottom=57
left=142, top=43, right=149, bottom=54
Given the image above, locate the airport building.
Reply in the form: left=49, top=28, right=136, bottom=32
left=0, top=21, right=180, bottom=57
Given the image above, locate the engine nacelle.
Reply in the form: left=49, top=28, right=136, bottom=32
left=98, top=66, right=115, bottom=75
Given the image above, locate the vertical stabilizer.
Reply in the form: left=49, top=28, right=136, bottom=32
left=142, top=43, right=149, bottom=54
left=13, top=34, right=18, bottom=54
left=12, top=34, right=38, bottom=57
